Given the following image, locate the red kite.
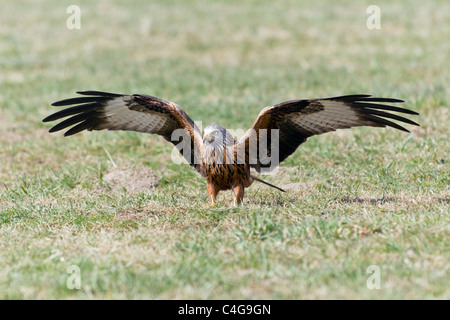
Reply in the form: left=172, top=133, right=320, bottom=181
left=43, top=91, right=419, bottom=206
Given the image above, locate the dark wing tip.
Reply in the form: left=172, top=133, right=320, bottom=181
left=51, top=100, right=68, bottom=106
left=51, top=91, right=124, bottom=106
left=326, top=94, right=420, bottom=132
left=76, top=90, right=124, bottom=97
left=323, top=94, right=373, bottom=101
left=357, top=97, right=405, bottom=103
left=328, top=94, right=405, bottom=104
left=42, top=115, right=53, bottom=123
left=43, top=103, right=100, bottom=123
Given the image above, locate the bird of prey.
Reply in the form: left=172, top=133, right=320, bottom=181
left=43, top=91, right=419, bottom=206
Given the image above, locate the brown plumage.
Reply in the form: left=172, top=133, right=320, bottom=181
left=43, top=91, right=419, bottom=206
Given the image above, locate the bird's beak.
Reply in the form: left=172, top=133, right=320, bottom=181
left=203, top=133, right=214, bottom=143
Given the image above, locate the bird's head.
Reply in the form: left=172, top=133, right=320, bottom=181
left=203, top=124, right=234, bottom=146
left=203, top=124, right=223, bottom=144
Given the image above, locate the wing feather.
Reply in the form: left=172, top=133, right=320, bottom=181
left=237, top=94, right=419, bottom=172
left=43, top=103, right=100, bottom=122
left=43, top=91, right=205, bottom=176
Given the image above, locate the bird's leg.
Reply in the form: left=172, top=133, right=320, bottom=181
left=233, top=183, right=244, bottom=206
left=207, top=180, right=218, bottom=207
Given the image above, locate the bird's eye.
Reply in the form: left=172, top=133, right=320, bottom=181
left=213, top=130, right=219, bottom=135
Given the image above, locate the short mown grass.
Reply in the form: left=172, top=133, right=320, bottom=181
left=0, top=0, right=448, bottom=299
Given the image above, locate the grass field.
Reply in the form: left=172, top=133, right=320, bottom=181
left=0, top=0, right=448, bottom=299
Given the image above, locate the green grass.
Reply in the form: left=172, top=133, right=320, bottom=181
left=0, top=0, right=448, bottom=299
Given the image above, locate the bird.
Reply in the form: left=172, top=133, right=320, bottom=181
left=43, top=91, right=419, bottom=206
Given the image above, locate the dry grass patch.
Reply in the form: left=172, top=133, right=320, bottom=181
left=103, top=167, right=160, bottom=194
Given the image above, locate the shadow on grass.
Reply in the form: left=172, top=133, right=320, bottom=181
left=245, top=197, right=297, bottom=206
left=339, top=196, right=399, bottom=205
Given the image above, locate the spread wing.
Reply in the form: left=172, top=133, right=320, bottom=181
left=43, top=91, right=205, bottom=176
left=237, top=94, right=420, bottom=172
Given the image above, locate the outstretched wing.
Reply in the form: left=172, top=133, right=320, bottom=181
left=237, top=94, right=420, bottom=172
left=43, top=91, right=205, bottom=176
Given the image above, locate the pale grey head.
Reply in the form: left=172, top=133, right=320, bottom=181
left=203, top=124, right=235, bottom=147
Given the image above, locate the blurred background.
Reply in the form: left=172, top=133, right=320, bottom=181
left=0, top=0, right=448, bottom=299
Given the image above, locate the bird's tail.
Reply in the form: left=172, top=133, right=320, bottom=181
left=251, top=175, right=285, bottom=192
